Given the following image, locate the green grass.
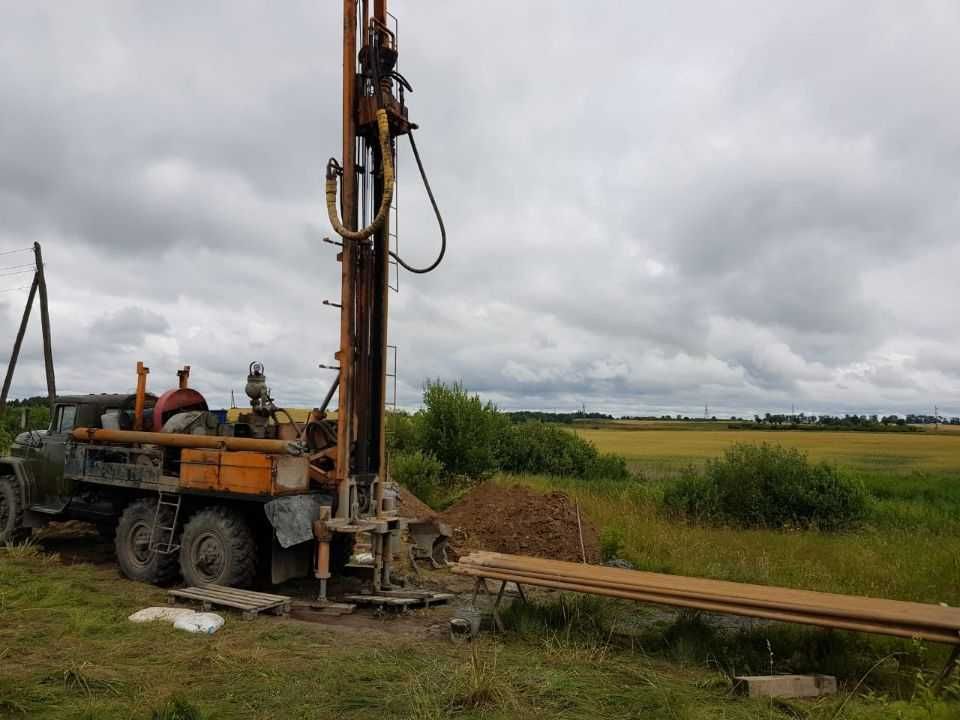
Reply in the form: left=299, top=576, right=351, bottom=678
left=2, top=546, right=958, bottom=719
left=532, top=425, right=960, bottom=602
left=505, top=471, right=960, bottom=604
left=7, top=421, right=960, bottom=718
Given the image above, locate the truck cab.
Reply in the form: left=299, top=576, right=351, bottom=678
left=6, top=394, right=152, bottom=517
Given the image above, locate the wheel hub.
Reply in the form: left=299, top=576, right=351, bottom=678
left=129, top=521, right=153, bottom=566
left=192, top=532, right=225, bottom=582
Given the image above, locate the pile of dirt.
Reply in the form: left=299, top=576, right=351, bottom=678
left=397, top=485, right=436, bottom=519
left=440, top=482, right=600, bottom=563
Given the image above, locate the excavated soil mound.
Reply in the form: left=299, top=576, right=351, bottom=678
left=441, top=483, right=600, bottom=563
left=397, top=485, right=436, bottom=519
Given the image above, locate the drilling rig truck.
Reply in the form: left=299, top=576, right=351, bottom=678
left=0, top=0, right=445, bottom=599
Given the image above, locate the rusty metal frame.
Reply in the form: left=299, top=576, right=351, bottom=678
left=329, top=0, right=407, bottom=592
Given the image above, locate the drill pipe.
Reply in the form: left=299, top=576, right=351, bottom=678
left=458, top=552, right=960, bottom=631
left=453, top=566, right=959, bottom=644
left=455, top=553, right=960, bottom=643
left=71, top=427, right=301, bottom=455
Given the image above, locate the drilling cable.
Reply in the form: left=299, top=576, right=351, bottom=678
left=388, top=129, right=446, bottom=274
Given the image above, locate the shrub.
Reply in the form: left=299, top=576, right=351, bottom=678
left=500, top=422, right=631, bottom=482
left=416, top=380, right=510, bottom=479
left=663, top=443, right=866, bottom=531
left=390, top=450, right=444, bottom=506
left=385, top=410, right=421, bottom=454
left=500, top=422, right=595, bottom=476
left=583, top=452, right=631, bottom=482
left=388, top=382, right=631, bottom=493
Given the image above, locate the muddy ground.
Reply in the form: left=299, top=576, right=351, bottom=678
left=33, top=521, right=496, bottom=639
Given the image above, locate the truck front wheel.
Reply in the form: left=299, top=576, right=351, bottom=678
left=0, top=475, right=28, bottom=544
left=115, top=499, right=179, bottom=585
left=179, top=507, right=256, bottom=588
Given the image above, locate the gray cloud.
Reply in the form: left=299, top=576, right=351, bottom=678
left=0, top=1, right=958, bottom=418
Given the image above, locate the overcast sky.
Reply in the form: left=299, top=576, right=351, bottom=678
left=1, top=1, right=958, bottom=418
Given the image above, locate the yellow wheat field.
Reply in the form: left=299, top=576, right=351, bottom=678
left=575, top=425, right=960, bottom=473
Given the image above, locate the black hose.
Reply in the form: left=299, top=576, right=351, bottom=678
left=276, top=408, right=303, bottom=436
left=390, top=130, right=446, bottom=274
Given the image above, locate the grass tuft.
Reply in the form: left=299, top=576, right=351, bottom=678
left=151, top=695, right=207, bottom=720
left=47, top=661, right=121, bottom=697
left=447, top=644, right=517, bottom=713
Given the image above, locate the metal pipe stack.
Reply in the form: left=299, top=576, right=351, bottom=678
left=454, top=552, right=960, bottom=645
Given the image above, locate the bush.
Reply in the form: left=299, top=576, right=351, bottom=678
left=500, top=422, right=631, bottom=482
left=387, top=382, right=631, bottom=501
left=583, top=452, right=631, bottom=482
left=663, top=443, right=866, bottom=531
left=415, top=380, right=510, bottom=479
left=390, top=450, right=444, bottom=506
left=385, top=410, right=421, bottom=454
left=500, top=422, right=595, bottom=476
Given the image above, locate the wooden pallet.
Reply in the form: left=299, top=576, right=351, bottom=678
left=343, top=590, right=455, bottom=609
left=168, top=585, right=292, bottom=620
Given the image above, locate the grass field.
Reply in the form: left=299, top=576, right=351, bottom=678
left=2, top=546, right=959, bottom=719
left=494, top=420, right=960, bottom=713
left=521, top=422, right=960, bottom=604
left=4, top=422, right=960, bottom=718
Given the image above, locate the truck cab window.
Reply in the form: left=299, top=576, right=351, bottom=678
left=57, top=405, right=77, bottom=433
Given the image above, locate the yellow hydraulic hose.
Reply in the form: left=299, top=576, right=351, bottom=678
left=326, top=109, right=394, bottom=241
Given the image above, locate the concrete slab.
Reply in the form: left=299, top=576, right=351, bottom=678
left=734, top=674, right=837, bottom=699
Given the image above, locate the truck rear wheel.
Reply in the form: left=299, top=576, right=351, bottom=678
left=0, top=476, right=28, bottom=544
left=115, top=499, right=179, bottom=585
left=179, top=507, right=256, bottom=588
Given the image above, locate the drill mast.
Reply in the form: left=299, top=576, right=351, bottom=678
left=332, top=0, right=407, bottom=527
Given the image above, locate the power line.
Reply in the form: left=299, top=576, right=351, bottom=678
left=0, top=247, right=32, bottom=257
left=0, top=268, right=36, bottom=279
left=0, top=262, right=37, bottom=272
left=0, top=285, right=31, bottom=294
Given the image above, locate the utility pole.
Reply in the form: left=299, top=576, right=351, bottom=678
left=0, top=242, right=55, bottom=414
left=35, top=242, right=56, bottom=413
left=0, top=274, right=38, bottom=413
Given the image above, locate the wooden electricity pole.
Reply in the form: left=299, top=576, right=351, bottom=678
left=0, top=242, right=56, bottom=414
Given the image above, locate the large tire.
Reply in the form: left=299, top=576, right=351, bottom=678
left=179, top=507, right=256, bottom=588
left=0, top=475, right=28, bottom=544
left=115, top=499, right=180, bottom=585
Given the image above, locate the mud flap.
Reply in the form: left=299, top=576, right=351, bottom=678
left=271, top=538, right=312, bottom=584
